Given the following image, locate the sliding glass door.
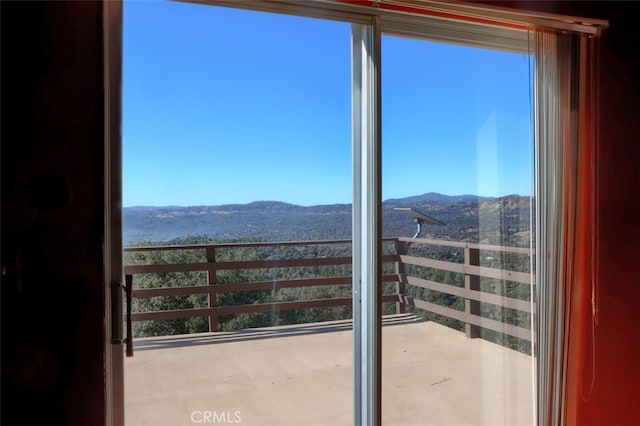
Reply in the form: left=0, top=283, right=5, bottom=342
left=380, top=34, right=535, bottom=425
left=119, top=2, right=536, bottom=424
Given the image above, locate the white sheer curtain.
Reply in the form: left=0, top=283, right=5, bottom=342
left=534, top=28, right=601, bottom=426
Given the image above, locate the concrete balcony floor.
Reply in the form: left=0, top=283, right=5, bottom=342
left=125, top=314, right=533, bottom=426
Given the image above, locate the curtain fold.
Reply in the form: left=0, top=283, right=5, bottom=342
left=535, top=28, right=600, bottom=426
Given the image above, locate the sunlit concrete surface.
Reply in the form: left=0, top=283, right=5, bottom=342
left=125, top=315, right=533, bottom=426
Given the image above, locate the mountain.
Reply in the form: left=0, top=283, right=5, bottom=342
left=123, top=193, right=533, bottom=247
left=384, top=192, right=490, bottom=204
left=123, top=201, right=352, bottom=245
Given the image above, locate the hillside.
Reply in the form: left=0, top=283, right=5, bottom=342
left=123, top=193, right=533, bottom=247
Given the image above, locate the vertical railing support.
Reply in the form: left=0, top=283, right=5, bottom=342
left=464, top=246, right=481, bottom=338
left=206, top=247, right=218, bottom=332
left=394, top=240, right=408, bottom=315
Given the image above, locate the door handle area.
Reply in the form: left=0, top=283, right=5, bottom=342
left=124, top=274, right=133, bottom=357
left=111, top=278, right=134, bottom=357
left=110, top=281, right=123, bottom=345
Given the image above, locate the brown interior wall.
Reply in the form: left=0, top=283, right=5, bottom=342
left=574, top=3, right=640, bottom=423
left=583, top=4, right=640, bottom=424
left=1, top=1, right=638, bottom=425
left=1, top=1, right=106, bottom=425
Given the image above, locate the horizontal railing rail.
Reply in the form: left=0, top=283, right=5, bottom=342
left=123, top=237, right=535, bottom=351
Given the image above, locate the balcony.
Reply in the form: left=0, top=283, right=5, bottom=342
left=123, top=238, right=535, bottom=425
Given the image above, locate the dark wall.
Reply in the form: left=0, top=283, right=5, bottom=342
left=1, top=1, right=106, bottom=425
left=1, top=1, right=637, bottom=425
left=584, top=3, right=640, bottom=425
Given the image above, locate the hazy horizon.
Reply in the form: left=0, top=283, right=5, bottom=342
left=123, top=191, right=533, bottom=209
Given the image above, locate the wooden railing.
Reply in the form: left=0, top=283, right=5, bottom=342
left=123, top=237, right=534, bottom=348
left=393, top=237, right=535, bottom=342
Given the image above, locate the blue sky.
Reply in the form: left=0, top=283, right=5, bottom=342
left=123, top=1, right=533, bottom=207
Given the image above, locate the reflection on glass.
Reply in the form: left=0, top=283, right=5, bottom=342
left=122, top=3, right=352, bottom=424
left=381, top=35, right=535, bottom=425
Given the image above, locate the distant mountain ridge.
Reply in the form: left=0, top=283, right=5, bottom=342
left=384, top=192, right=492, bottom=204
left=123, top=193, right=533, bottom=247
left=126, top=193, right=491, bottom=210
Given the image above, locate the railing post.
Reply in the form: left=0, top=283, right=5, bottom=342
left=464, top=246, right=481, bottom=338
left=206, top=247, right=218, bottom=332
left=394, top=240, right=408, bottom=315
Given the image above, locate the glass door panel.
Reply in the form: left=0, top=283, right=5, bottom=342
left=381, top=35, right=536, bottom=425
left=123, top=2, right=353, bottom=424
